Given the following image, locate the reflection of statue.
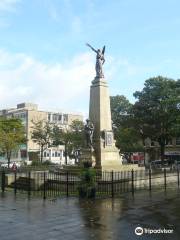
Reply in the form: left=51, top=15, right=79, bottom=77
left=86, top=43, right=105, bottom=78
left=84, top=119, right=94, bottom=148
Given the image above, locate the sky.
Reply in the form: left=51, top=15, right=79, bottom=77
left=0, top=0, right=180, bottom=115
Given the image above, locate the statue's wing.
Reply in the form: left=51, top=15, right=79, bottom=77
left=86, top=43, right=97, bottom=53
left=102, top=45, right=105, bottom=55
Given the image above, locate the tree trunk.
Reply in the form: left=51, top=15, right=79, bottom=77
left=7, top=157, right=10, bottom=168
left=7, top=151, right=11, bottom=168
left=40, top=146, right=43, bottom=163
left=65, top=144, right=68, bottom=165
left=160, top=143, right=165, bottom=163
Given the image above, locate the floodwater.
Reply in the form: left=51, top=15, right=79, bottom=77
left=0, top=189, right=179, bottom=240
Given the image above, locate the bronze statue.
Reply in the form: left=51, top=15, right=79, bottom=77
left=86, top=43, right=105, bottom=78
left=84, top=119, right=94, bottom=148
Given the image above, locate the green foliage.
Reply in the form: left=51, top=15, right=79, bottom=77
left=110, top=95, right=133, bottom=128
left=31, top=159, right=41, bottom=166
left=70, top=120, right=85, bottom=149
left=110, top=95, right=143, bottom=152
left=0, top=117, right=26, bottom=166
left=78, top=167, right=96, bottom=198
left=31, top=120, right=52, bottom=162
left=42, top=160, right=53, bottom=165
left=115, top=127, right=144, bottom=153
left=133, top=76, right=180, bottom=160
left=52, top=120, right=85, bottom=164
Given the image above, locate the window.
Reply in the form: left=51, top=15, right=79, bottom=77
left=55, top=152, right=57, bottom=157
left=176, top=137, right=180, bottom=146
left=63, top=115, right=68, bottom=123
left=44, top=152, right=46, bottom=157
left=21, top=150, right=27, bottom=158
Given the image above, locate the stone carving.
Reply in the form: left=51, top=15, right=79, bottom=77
left=86, top=43, right=105, bottom=78
left=84, top=119, right=94, bottom=148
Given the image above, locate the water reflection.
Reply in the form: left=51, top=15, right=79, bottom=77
left=78, top=198, right=125, bottom=240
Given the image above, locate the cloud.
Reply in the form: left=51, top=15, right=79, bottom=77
left=0, top=49, right=95, bottom=113
left=0, top=0, right=21, bottom=13
left=0, top=48, right=154, bottom=114
left=0, top=0, right=21, bottom=28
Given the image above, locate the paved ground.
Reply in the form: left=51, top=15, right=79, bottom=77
left=0, top=189, right=180, bottom=240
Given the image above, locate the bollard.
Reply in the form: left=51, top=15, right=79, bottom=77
left=1, top=171, right=5, bottom=193
left=111, top=170, right=114, bottom=198
left=43, top=172, right=46, bottom=200
left=149, top=169, right=152, bottom=191
left=164, top=168, right=167, bottom=191
left=28, top=172, right=31, bottom=197
left=66, top=171, right=69, bottom=197
left=14, top=171, right=17, bottom=195
left=131, top=169, right=134, bottom=196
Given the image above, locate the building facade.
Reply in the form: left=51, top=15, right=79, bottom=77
left=0, top=103, right=83, bottom=164
left=144, top=137, right=180, bottom=164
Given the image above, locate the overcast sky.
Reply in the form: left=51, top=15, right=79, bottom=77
left=0, top=0, right=180, bottom=115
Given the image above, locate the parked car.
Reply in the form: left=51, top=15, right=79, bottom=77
left=1, top=162, right=21, bottom=169
left=151, top=160, right=169, bottom=169
left=172, top=160, right=180, bottom=170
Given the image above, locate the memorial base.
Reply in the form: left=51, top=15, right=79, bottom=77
left=79, top=148, right=96, bottom=167
left=95, top=145, right=123, bottom=171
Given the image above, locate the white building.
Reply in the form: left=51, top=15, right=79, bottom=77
left=0, top=103, right=83, bottom=164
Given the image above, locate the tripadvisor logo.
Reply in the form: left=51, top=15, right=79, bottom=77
left=135, top=227, right=143, bottom=236
left=135, top=226, right=174, bottom=235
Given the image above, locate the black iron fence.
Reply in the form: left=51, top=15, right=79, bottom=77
left=0, top=168, right=179, bottom=199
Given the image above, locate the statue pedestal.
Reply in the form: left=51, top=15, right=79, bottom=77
left=89, top=77, right=122, bottom=171
left=79, top=148, right=96, bottom=167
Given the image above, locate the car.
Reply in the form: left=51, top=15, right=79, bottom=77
left=172, top=160, right=180, bottom=170
left=151, top=160, right=169, bottom=169
left=1, top=162, right=21, bottom=169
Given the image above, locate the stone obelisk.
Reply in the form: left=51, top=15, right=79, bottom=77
left=87, top=43, right=122, bottom=171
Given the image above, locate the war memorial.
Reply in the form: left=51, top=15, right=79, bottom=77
left=81, top=44, right=140, bottom=172
left=85, top=43, right=122, bottom=171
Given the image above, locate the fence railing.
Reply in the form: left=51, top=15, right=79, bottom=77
left=0, top=168, right=179, bottom=199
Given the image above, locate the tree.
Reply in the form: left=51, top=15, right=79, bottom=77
left=70, top=120, right=84, bottom=149
left=0, top=118, right=26, bottom=167
left=110, top=95, right=144, bottom=153
left=31, top=120, right=52, bottom=162
left=133, top=76, right=180, bottom=162
left=52, top=120, right=85, bottom=164
left=110, top=95, right=132, bottom=128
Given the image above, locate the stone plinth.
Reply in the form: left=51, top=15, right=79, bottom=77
left=79, top=148, right=96, bottom=167
left=89, top=77, right=122, bottom=171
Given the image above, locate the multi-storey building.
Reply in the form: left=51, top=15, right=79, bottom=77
left=144, top=137, right=180, bottom=164
left=0, top=103, right=83, bottom=164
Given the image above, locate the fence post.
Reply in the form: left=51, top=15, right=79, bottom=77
left=131, top=169, right=134, bottom=196
left=14, top=171, right=17, bottom=195
left=43, top=172, right=46, bottom=200
left=28, top=171, right=31, bottom=197
left=111, top=170, right=114, bottom=198
left=149, top=169, right=152, bottom=191
left=164, top=168, right=167, bottom=191
left=1, top=171, right=5, bottom=193
left=66, top=171, right=69, bottom=197
left=177, top=168, right=179, bottom=188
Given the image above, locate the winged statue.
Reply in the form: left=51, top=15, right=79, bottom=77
left=86, top=43, right=106, bottom=78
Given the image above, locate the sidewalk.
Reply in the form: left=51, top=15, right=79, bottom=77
left=0, top=189, right=180, bottom=240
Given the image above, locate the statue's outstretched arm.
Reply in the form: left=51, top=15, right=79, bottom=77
left=86, top=43, right=97, bottom=53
